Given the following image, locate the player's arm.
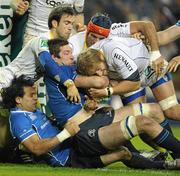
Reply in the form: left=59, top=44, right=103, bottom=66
left=88, top=49, right=141, bottom=98
left=88, top=73, right=140, bottom=98
left=130, top=21, right=159, bottom=51
left=10, top=0, right=30, bottom=16
left=167, top=55, right=180, bottom=72
left=73, top=0, right=86, bottom=32
left=39, top=51, right=81, bottom=103
left=157, top=20, right=180, bottom=46
left=74, top=75, right=109, bottom=88
left=131, top=21, right=167, bottom=76
left=110, top=76, right=140, bottom=96
left=22, top=121, right=79, bottom=156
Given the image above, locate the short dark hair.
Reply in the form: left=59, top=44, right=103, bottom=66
left=48, top=38, right=69, bottom=58
left=1, top=75, right=35, bottom=109
left=48, top=6, right=75, bottom=29
left=90, top=13, right=112, bottom=29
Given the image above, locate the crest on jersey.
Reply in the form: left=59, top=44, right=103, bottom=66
left=40, top=39, right=48, bottom=48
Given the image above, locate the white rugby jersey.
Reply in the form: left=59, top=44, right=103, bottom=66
left=0, top=37, right=49, bottom=89
left=26, top=0, right=85, bottom=36
left=90, top=37, right=150, bottom=82
left=68, top=30, right=86, bottom=61
left=68, top=22, right=131, bottom=62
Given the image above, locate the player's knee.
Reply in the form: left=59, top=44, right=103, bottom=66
left=136, top=115, right=157, bottom=133
left=163, top=105, right=180, bottom=120
left=120, top=116, right=139, bottom=140
left=132, top=103, right=164, bottom=122
left=159, top=95, right=178, bottom=111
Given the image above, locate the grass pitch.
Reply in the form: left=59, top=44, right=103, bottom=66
left=0, top=127, right=180, bottom=176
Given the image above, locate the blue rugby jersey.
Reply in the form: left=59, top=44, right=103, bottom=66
left=44, top=64, right=85, bottom=126
left=9, top=108, right=70, bottom=166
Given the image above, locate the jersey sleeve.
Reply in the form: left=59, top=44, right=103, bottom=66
left=109, top=22, right=130, bottom=38
left=30, top=37, right=49, bottom=55
left=10, top=113, right=36, bottom=143
left=111, top=47, right=140, bottom=81
left=39, top=51, right=72, bottom=84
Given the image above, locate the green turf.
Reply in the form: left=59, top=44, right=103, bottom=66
left=0, top=127, right=180, bottom=176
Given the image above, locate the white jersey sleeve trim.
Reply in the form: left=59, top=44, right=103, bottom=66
left=21, top=133, right=37, bottom=143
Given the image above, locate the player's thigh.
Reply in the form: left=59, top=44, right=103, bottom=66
left=151, top=80, right=176, bottom=101
left=113, top=102, right=142, bottom=123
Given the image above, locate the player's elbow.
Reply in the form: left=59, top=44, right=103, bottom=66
left=141, top=21, right=155, bottom=33
left=30, top=146, right=47, bottom=156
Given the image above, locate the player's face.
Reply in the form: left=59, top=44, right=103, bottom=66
left=58, top=44, right=74, bottom=65
left=86, top=32, right=106, bottom=47
left=56, top=14, right=75, bottom=40
left=16, top=86, right=38, bottom=112
left=94, top=62, right=108, bottom=76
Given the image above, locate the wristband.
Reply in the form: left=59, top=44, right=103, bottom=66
left=105, top=86, right=114, bottom=97
left=176, top=20, right=180, bottom=27
left=150, top=50, right=161, bottom=62
left=56, top=129, right=71, bottom=143
left=64, top=79, right=74, bottom=88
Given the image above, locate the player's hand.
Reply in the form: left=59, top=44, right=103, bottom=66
left=12, top=0, right=29, bottom=16
left=88, top=88, right=107, bottom=98
left=132, top=32, right=145, bottom=40
left=151, top=56, right=167, bottom=77
left=75, top=23, right=87, bottom=32
left=132, top=32, right=150, bottom=51
left=67, top=84, right=81, bottom=103
left=84, top=95, right=99, bottom=112
left=167, top=56, right=180, bottom=72
left=64, top=121, right=80, bottom=136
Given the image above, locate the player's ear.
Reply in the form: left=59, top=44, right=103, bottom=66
left=15, top=96, right=22, bottom=104
left=51, top=54, right=57, bottom=61
left=52, top=20, right=58, bottom=28
left=52, top=54, right=61, bottom=64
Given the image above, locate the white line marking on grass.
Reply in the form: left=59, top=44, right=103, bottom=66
left=98, top=168, right=171, bottom=175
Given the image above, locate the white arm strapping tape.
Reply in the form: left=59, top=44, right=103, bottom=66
left=150, top=50, right=161, bottom=66
left=56, top=129, right=71, bottom=143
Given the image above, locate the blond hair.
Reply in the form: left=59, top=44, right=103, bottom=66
left=77, top=48, right=104, bottom=76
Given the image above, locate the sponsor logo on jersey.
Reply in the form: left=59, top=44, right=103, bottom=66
left=111, top=23, right=127, bottom=31
left=113, top=53, right=133, bottom=71
left=41, top=121, right=50, bottom=129
left=46, top=0, right=66, bottom=7
left=88, top=129, right=96, bottom=137
left=40, top=39, right=48, bottom=48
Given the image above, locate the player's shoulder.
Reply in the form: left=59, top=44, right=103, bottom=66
left=30, top=37, right=49, bottom=52
left=69, top=31, right=86, bottom=42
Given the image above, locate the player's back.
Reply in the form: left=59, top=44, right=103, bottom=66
left=92, top=37, right=149, bottom=78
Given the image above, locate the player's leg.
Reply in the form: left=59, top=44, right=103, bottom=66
left=101, top=147, right=168, bottom=169
left=112, top=102, right=167, bottom=153
left=99, top=115, right=180, bottom=158
left=114, top=102, right=171, bottom=132
left=151, top=73, right=180, bottom=120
